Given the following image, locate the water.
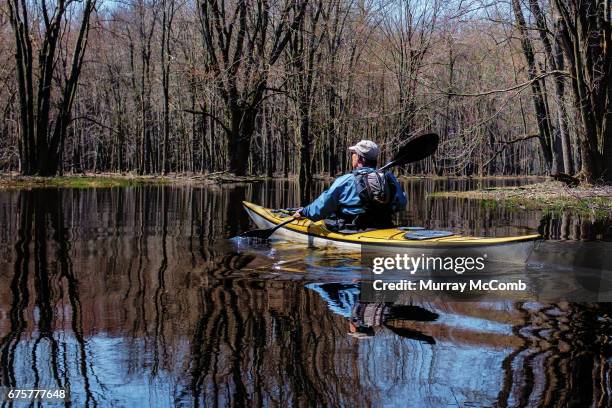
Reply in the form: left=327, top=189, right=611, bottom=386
left=0, top=179, right=611, bottom=407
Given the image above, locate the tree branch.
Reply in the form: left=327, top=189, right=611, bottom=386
left=182, top=109, right=231, bottom=135
left=446, top=70, right=571, bottom=97
left=71, top=115, right=119, bottom=135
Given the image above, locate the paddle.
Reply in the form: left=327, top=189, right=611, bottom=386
left=238, top=217, right=295, bottom=239
left=239, top=132, right=439, bottom=239
left=379, top=132, right=439, bottom=171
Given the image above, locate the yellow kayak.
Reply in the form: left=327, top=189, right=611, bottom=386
left=243, top=201, right=540, bottom=264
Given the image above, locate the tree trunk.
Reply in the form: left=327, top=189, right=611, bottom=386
left=161, top=0, right=174, bottom=175
left=7, top=0, right=96, bottom=176
left=554, top=0, right=610, bottom=182
left=528, top=0, right=573, bottom=174
left=298, top=104, right=312, bottom=201
left=228, top=106, right=255, bottom=176
left=512, top=0, right=554, bottom=171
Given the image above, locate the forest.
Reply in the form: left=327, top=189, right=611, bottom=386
left=0, top=0, right=610, bottom=184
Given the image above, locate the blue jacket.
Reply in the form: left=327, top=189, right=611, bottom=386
left=301, top=167, right=407, bottom=221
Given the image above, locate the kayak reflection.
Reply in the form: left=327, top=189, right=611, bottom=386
left=306, top=283, right=438, bottom=344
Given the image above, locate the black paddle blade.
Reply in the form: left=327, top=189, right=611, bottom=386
left=385, top=326, right=436, bottom=344
left=380, top=132, right=439, bottom=171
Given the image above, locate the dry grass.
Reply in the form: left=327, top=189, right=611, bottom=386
left=0, top=174, right=170, bottom=189
left=0, top=172, right=276, bottom=189
left=430, top=181, right=612, bottom=218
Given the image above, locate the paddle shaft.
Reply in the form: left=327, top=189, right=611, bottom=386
left=267, top=217, right=294, bottom=236
left=378, top=161, right=396, bottom=172
left=239, top=216, right=295, bottom=239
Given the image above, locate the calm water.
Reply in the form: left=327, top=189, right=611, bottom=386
left=0, top=179, right=611, bottom=407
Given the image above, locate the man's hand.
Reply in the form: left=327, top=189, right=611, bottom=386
left=292, top=209, right=303, bottom=220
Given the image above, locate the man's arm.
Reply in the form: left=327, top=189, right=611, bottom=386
left=295, top=175, right=352, bottom=221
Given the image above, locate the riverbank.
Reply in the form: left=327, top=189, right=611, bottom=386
left=430, top=181, right=612, bottom=218
left=0, top=172, right=272, bottom=189
left=3, top=174, right=611, bottom=220
left=0, top=174, right=172, bottom=189
left=1, top=172, right=547, bottom=188
left=310, top=174, right=547, bottom=182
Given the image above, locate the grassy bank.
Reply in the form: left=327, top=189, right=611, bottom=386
left=0, top=172, right=540, bottom=189
left=0, top=172, right=274, bottom=189
left=0, top=174, right=173, bottom=189
left=430, top=181, right=612, bottom=218
left=399, top=175, right=546, bottom=181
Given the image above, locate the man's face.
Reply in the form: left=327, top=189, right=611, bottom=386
left=351, top=153, right=359, bottom=169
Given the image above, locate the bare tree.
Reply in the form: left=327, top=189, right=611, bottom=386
left=288, top=0, right=324, bottom=198
left=161, top=0, right=176, bottom=174
left=196, top=0, right=308, bottom=176
left=553, top=0, right=611, bottom=182
left=511, top=0, right=554, bottom=171
left=380, top=0, right=440, bottom=139
left=7, top=0, right=97, bottom=175
left=528, top=0, right=573, bottom=175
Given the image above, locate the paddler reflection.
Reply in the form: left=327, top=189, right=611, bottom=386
left=306, top=282, right=438, bottom=343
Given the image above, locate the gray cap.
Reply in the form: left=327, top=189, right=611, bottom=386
left=348, top=140, right=380, bottom=161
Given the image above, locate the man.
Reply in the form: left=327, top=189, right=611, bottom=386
left=293, top=140, right=407, bottom=229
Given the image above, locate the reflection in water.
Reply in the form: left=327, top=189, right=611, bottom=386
left=0, top=181, right=610, bottom=406
left=307, top=282, right=439, bottom=343
left=0, top=190, right=97, bottom=406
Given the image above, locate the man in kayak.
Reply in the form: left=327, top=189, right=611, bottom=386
left=293, top=140, right=407, bottom=230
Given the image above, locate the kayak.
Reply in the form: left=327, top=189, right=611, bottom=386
left=242, top=201, right=540, bottom=264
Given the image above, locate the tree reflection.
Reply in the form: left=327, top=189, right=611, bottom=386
left=0, top=190, right=97, bottom=406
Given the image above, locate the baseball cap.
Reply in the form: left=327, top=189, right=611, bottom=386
left=348, top=140, right=380, bottom=161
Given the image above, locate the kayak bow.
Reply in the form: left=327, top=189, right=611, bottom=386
left=242, top=201, right=540, bottom=264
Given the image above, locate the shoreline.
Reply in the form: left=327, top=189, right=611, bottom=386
left=2, top=174, right=610, bottom=219
left=0, top=172, right=277, bottom=189
left=429, top=181, right=612, bottom=218
left=0, top=172, right=547, bottom=189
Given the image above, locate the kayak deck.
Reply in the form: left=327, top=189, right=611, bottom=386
left=242, top=201, right=540, bottom=248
